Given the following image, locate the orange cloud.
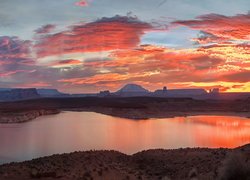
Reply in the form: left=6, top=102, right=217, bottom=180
left=17, top=81, right=52, bottom=88
left=58, top=73, right=129, bottom=85
left=58, top=71, right=160, bottom=86
left=173, top=13, right=250, bottom=42
left=178, top=82, right=250, bottom=93
left=65, top=43, right=249, bottom=92
left=35, top=16, right=152, bottom=58
left=197, top=43, right=250, bottom=73
left=221, top=71, right=250, bottom=83
left=2, top=13, right=249, bottom=93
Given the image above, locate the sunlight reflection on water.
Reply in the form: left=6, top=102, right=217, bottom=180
left=0, top=111, right=250, bottom=164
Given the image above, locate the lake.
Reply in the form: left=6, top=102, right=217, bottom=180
left=0, top=111, right=250, bottom=164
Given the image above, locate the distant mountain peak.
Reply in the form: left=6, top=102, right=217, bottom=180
left=117, top=84, right=149, bottom=93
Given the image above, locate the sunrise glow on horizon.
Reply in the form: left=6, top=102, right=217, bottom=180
left=0, top=0, right=249, bottom=93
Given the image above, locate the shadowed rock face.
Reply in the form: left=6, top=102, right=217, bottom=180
left=0, top=88, right=40, bottom=101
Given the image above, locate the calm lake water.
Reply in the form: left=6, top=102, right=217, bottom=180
left=1, top=111, right=250, bottom=164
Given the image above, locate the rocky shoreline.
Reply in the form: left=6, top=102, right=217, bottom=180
left=1, top=107, right=250, bottom=124
left=0, top=97, right=249, bottom=123
left=76, top=107, right=250, bottom=120
left=0, top=144, right=250, bottom=180
left=1, top=107, right=249, bottom=124
left=0, top=109, right=60, bottom=123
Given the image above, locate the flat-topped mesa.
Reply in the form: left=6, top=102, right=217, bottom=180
left=0, top=88, right=40, bottom=102
left=0, top=88, right=69, bottom=101
left=36, top=89, right=66, bottom=97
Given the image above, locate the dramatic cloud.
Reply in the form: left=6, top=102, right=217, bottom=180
left=35, top=15, right=152, bottom=57
left=62, top=43, right=249, bottom=92
left=1, top=10, right=249, bottom=93
left=172, top=13, right=250, bottom=42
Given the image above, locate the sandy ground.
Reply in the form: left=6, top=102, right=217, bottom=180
left=1, top=144, right=250, bottom=180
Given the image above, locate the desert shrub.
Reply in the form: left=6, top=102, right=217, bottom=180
left=98, top=170, right=102, bottom=176
left=161, top=176, right=171, bottom=180
left=218, top=152, right=250, bottom=180
left=83, top=171, right=91, bottom=177
left=188, top=168, right=198, bottom=179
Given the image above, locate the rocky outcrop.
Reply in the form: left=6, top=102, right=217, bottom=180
left=0, top=109, right=60, bottom=123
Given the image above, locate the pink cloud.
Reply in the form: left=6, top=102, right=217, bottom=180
left=75, top=0, right=88, bottom=7
left=0, top=70, right=35, bottom=77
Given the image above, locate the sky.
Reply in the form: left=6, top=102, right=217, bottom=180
left=0, top=0, right=249, bottom=93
